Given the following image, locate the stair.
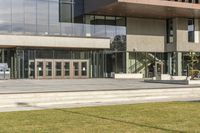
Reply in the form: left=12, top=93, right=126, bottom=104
left=129, top=53, right=164, bottom=77
left=0, top=87, right=200, bottom=112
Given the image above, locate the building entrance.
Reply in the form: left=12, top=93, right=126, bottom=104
left=29, top=59, right=89, bottom=79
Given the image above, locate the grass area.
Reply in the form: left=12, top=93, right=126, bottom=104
left=0, top=102, right=200, bottom=133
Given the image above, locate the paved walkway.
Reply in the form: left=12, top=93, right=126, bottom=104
left=1, top=79, right=200, bottom=112
left=0, top=79, right=199, bottom=94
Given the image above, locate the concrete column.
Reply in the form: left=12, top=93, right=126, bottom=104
left=167, top=53, right=172, bottom=75
left=1, top=49, right=5, bottom=63
left=176, top=52, right=182, bottom=76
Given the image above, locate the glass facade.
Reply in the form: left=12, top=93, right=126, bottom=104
left=2, top=1, right=197, bottom=79
left=0, top=0, right=126, bottom=40
left=86, top=15, right=126, bottom=51
left=0, top=48, right=106, bottom=79
left=0, top=0, right=127, bottom=79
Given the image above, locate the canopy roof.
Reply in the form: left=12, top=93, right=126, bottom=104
left=85, top=0, right=200, bottom=18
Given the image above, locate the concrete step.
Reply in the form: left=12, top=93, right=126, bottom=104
left=0, top=91, right=198, bottom=104
left=0, top=88, right=200, bottom=110
left=0, top=90, right=198, bottom=103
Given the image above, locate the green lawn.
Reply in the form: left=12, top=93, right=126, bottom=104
left=0, top=102, right=200, bottom=133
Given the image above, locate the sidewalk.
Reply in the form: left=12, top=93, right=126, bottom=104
left=0, top=79, right=199, bottom=94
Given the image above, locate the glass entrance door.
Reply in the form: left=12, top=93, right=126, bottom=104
left=155, top=61, right=164, bottom=79
left=81, top=61, right=88, bottom=78
left=73, top=62, right=80, bottom=78
left=45, top=60, right=53, bottom=79
left=33, top=59, right=89, bottom=79
left=63, top=61, right=71, bottom=78
left=55, top=61, right=62, bottom=78
left=36, top=61, right=44, bottom=79
left=72, top=60, right=89, bottom=78
left=29, top=61, right=35, bottom=79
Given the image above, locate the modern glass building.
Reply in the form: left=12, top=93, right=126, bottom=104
left=0, top=0, right=200, bottom=79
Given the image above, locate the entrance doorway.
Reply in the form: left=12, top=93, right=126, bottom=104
left=29, top=59, right=89, bottom=79
left=155, top=61, right=164, bottom=79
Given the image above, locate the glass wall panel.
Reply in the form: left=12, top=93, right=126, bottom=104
left=116, top=17, right=126, bottom=26
left=74, top=0, right=84, bottom=23
left=73, top=23, right=85, bottom=36
left=25, top=0, right=37, bottom=34
left=36, top=49, right=53, bottom=59
left=0, top=0, right=11, bottom=33
left=54, top=50, right=71, bottom=59
left=94, top=16, right=106, bottom=37
left=49, top=0, right=60, bottom=35
left=0, top=1, right=126, bottom=46
left=59, top=0, right=73, bottom=23
left=12, top=0, right=24, bottom=34
left=37, top=0, right=49, bottom=35
left=106, top=17, right=116, bottom=41
left=61, top=23, right=73, bottom=36
left=188, top=18, right=195, bottom=42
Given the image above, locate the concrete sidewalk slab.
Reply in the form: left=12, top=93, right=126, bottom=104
left=0, top=79, right=199, bottom=94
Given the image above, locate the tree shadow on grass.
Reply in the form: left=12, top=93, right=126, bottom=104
left=57, top=109, right=185, bottom=133
left=14, top=103, right=185, bottom=133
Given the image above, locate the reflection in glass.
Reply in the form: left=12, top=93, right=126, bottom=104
left=81, top=62, right=87, bottom=76
left=46, top=62, right=52, bottom=76
left=29, top=61, right=35, bottom=77
left=25, top=0, right=37, bottom=34
left=56, top=62, right=62, bottom=76
left=59, top=0, right=73, bottom=23
left=0, top=0, right=126, bottom=50
left=49, top=0, right=60, bottom=35
left=0, top=0, right=11, bottom=33
left=12, top=0, right=24, bottom=34
left=188, top=18, right=195, bottom=42
left=37, top=62, right=44, bottom=77
left=37, top=0, right=49, bottom=35
left=64, top=62, right=70, bottom=76
left=73, top=62, right=79, bottom=76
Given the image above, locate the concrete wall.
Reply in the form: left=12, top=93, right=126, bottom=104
left=176, top=18, right=200, bottom=52
left=127, top=18, right=166, bottom=52
left=0, top=35, right=110, bottom=49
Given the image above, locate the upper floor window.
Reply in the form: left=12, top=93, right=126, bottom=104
left=188, top=18, right=195, bottom=42
left=166, top=19, right=174, bottom=43
left=59, top=0, right=74, bottom=23
left=166, top=0, right=200, bottom=4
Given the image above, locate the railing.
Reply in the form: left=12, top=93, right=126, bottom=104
left=0, top=23, right=126, bottom=40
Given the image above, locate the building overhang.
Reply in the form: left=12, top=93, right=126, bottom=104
left=85, top=0, right=200, bottom=18
left=0, top=35, right=110, bottom=49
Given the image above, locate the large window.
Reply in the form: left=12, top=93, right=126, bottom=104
left=166, top=19, right=174, bottom=43
left=59, top=0, right=73, bottom=23
left=188, top=18, right=195, bottom=42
